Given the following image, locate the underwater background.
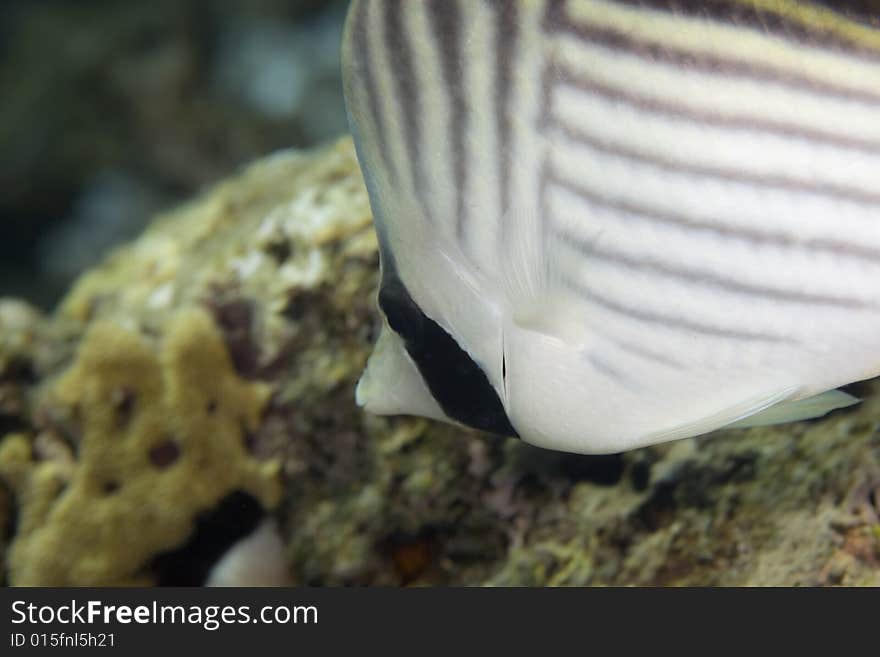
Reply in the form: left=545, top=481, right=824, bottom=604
left=1, top=0, right=350, bottom=308
left=0, top=0, right=879, bottom=586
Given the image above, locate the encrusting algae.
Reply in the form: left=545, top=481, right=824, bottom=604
left=0, top=309, right=280, bottom=586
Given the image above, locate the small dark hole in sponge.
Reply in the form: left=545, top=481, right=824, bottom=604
left=150, top=440, right=181, bottom=468
left=103, top=481, right=120, bottom=495
left=241, top=420, right=257, bottom=454
left=206, top=400, right=218, bottom=415
left=54, top=481, right=68, bottom=500
left=111, top=386, right=136, bottom=428
left=264, top=239, right=292, bottom=264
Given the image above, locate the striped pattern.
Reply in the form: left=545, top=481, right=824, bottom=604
left=343, top=0, right=880, bottom=409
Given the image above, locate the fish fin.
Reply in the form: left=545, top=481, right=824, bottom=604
left=643, top=387, right=858, bottom=445
left=721, top=389, right=859, bottom=430
left=499, top=204, right=595, bottom=344
left=356, top=324, right=451, bottom=424
left=641, top=386, right=799, bottom=445
left=499, top=207, right=554, bottom=322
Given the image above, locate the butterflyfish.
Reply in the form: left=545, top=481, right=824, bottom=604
left=341, top=0, right=880, bottom=454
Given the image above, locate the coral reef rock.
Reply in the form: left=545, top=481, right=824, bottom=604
left=2, top=138, right=879, bottom=586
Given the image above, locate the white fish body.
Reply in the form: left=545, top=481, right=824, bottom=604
left=342, top=0, right=880, bottom=454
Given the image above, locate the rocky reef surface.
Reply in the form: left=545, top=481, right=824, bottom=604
left=1, top=138, right=878, bottom=586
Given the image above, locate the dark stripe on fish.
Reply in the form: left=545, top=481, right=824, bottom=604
left=554, top=60, right=880, bottom=156
left=378, top=268, right=519, bottom=437
left=428, top=0, right=468, bottom=242
left=551, top=224, right=876, bottom=310
left=546, top=5, right=880, bottom=107
left=608, top=336, right=685, bottom=370
left=536, top=1, right=568, bottom=277
left=613, top=0, right=880, bottom=57
left=561, top=274, right=795, bottom=343
left=351, top=0, right=398, bottom=186
left=550, top=116, right=880, bottom=208
left=384, top=1, right=433, bottom=223
left=494, top=0, right=518, bottom=221
left=809, top=0, right=880, bottom=28
left=587, top=351, right=641, bottom=390
left=543, top=166, right=880, bottom=268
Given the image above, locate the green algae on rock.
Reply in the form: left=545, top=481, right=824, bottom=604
left=1, top=137, right=879, bottom=586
